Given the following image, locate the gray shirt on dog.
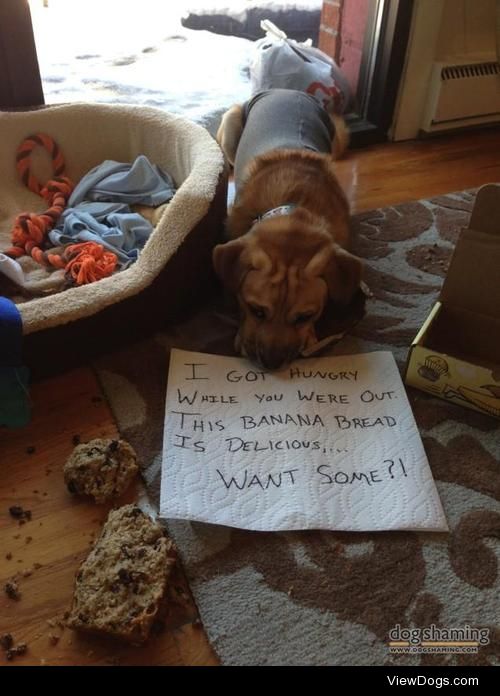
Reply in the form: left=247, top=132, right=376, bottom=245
left=233, top=89, right=335, bottom=191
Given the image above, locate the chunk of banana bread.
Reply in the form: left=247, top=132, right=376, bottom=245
left=64, top=438, right=138, bottom=504
left=67, top=505, right=176, bottom=644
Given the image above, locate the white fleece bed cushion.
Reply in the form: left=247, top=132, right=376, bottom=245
left=0, top=103, right=225, bottom=335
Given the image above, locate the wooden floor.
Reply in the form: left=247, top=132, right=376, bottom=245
left=1, top=127, right=500, bottom=666
left=335, top=126, right=500, bottom=214
left=0, top=370, right=217, bottom=666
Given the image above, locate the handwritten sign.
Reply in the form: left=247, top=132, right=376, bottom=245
left=160, top=349, right=448, bottom=532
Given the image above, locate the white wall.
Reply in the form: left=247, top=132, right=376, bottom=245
left=436, top=0, right=497, bottom=62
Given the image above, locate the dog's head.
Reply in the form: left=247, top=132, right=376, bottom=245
left=213, top=210, right=362, bottom=369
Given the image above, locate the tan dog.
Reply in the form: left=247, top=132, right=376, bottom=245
left=213, top=89, right=362, bottom=369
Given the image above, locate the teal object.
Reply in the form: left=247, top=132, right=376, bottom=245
left=0, top=366, right=31, bottom=427
left=0, top=297, right=31, bottom=428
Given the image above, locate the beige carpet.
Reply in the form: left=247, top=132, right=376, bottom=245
left=94, top=190, right=500, bottom=666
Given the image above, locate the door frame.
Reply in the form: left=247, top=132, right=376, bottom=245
left=347, top=0, right=414, bottom=146
left=0, top=0, right=44, bottom=109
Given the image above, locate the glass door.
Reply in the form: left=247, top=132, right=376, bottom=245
left=2, top=0, right=413, bottom=145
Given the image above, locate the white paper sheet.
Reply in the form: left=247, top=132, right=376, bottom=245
left=160, top=349, right=448, bottom=532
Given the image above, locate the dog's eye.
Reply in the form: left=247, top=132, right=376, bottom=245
left=293, top=312, right=314, bottom=325
left=249, top=305, right=266, bottom=320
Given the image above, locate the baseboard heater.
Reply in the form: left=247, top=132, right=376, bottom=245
left=421, top=60, right=500, bottom=133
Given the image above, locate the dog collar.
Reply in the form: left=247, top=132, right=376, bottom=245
left=253, top=204, right=297, bottom=224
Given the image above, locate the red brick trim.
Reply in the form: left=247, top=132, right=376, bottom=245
left=319, top=0, right=343, bottom=60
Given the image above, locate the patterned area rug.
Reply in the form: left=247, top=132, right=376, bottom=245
left=94, top=190, right=500, bottom=666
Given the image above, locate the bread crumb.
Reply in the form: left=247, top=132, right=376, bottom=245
left=0, top=634, right=14, bottom=650
left=5, top=643, right=27, bottom=660
left=4, top=581, right=21, bottom=601
left=8, top=506, right=31, bottom=522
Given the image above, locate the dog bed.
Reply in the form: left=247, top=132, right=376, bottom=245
left=0, top=104, right=227, bottom=377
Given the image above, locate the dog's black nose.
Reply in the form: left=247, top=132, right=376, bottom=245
left=259, top=354, right=286, bottom=371
left=258, top=346, right=298, bottom=371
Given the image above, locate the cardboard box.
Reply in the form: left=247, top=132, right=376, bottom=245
left=405, top=183, right=500, bottom=419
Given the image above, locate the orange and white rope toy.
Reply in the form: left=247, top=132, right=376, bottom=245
left=6, top=133, right=117, bottom=285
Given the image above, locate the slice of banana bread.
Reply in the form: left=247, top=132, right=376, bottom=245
left=64, top=438, right=138, bottom=504
left=67, top=505, right=176, bottom=644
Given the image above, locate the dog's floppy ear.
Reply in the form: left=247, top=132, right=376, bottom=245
left=305, top=244, right=362, bottom=306
left=213, top=239, right=273, bottom=292
left=213, top=238, right=248, bottom=293
left=327, top=247, right=363, bottom=305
